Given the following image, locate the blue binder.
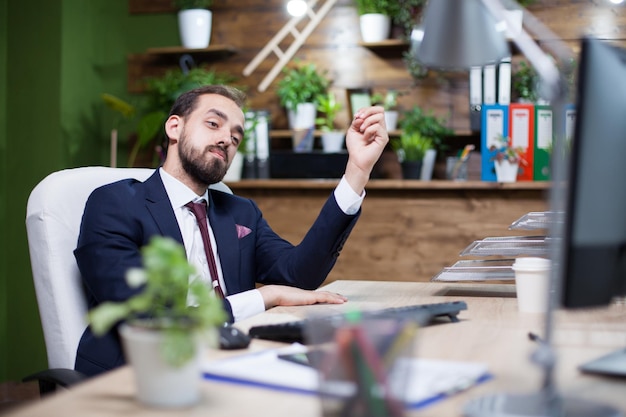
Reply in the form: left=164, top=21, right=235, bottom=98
left=481, top=104, right=509, bottom=181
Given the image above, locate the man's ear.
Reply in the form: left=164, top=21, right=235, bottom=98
left=165, top=115, right=182, bottom=143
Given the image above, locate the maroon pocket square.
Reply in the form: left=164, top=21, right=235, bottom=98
left=236, top=224, right=252, bottom=239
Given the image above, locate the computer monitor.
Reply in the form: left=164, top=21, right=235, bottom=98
left=560, top=36, right=626, bottom=377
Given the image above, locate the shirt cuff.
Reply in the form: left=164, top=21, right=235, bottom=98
left=334, top=175, right=365, bottom=215
left=227, top=289, right=265, bottom=322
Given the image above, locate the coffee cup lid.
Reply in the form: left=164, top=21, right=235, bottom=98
left=512, top=257, right=551, bottom=270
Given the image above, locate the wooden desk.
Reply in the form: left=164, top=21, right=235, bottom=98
left=7, top=281, right=626, bottom=416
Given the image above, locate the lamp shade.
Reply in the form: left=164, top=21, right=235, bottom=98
left=414, top=0, right=510, bottom=70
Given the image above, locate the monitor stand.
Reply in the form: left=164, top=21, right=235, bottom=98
left=579, top=347, right=626, bottom=378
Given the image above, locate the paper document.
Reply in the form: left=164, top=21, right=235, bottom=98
left=202, top=344, right=491, bottom=409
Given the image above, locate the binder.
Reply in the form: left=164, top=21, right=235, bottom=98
left=498, top=57, right=512, bottom=105
left=481, top=104, right=509, bottom=181
left=564, top=104, right=577, bottom=143
left=483, top=64, right=497, bottom=105
left=469, top=66, right=483, bottom=131
left=533, top=105, right=553, bottom=181
left=509, top=103, right=535, bottom=181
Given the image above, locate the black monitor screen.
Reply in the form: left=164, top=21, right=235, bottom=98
left=561, top=37, right=626, bottom=309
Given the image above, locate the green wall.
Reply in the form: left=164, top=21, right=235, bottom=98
left=1, top=0, right=177, bottom=382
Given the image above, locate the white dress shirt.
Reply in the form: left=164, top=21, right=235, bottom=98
left=159, top=168, right=364, bottom=321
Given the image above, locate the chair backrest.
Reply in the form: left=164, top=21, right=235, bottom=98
left=25, top=166, right=232, bottom=369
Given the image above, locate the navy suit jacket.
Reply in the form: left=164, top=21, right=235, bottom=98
left=74, top=170, right=360, bottom=376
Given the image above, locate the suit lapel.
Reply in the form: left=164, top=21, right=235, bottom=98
left=143, top=170, right=184, bottom=246
left=207, top=191, right=241, bottom=294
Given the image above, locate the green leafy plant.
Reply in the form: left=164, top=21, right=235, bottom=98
left=173, top=0, right=213, bottom=10
left=88, top=236, right=226, bottom=367
left=490, top=135, right=526, bottom=165
left=355, top=0, right=397, bottom=15
left=371, top=90, right=399, bottom=111
left=512, top=60, right=539, bottom=103
left=393, top=131, right=433, bottom=162
left=276, top=62, right=329, bottom=112
left=399, top=106, right=453, bottom=154
left=315, top=91, right=342, bottom=131
left=132, top=67, right=237, bottom=167
left=390, top=0, right=426, bottom=38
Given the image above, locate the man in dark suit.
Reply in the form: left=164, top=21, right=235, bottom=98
left=74, top=85, right=389, bottom=376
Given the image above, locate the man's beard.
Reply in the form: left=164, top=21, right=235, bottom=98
left=179, top=131, right=229, bottom=186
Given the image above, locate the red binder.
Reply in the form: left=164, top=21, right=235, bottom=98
left=508, top=103, right=535, bottom=181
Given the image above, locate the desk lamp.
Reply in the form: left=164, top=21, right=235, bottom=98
left=413, top=1, right=621, bottom=416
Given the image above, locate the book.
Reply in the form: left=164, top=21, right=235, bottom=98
left=481, top=104, right=509, bottom=181
left=533, top=105, right=553, bottom=180
left=509, top=103, right=535, bottom=181
left=202, top=344, right=491, bottom=410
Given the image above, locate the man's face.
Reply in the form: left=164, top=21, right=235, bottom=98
left=177, top=94, right=245, bottom=185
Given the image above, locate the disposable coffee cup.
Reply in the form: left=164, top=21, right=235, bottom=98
left=512, top=257, right=552, bottom=313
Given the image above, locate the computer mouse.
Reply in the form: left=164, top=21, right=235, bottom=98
left=218, top=325, right=251, bottom=350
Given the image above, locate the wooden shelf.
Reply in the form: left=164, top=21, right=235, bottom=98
left=127, top=45, right=237, bottom=93
left=359, top=39, right=409, bottom=58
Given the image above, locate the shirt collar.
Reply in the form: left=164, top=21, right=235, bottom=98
left=159, top=167, right=209, bottom=209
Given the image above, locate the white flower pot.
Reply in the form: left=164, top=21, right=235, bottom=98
left=178, top=9, right=212, bottom=49
left=384, top=110, right=398, bottom=131
left=321, top=131, right=345, bottom=153
left=223, top=151, right=244, bottom=182
left=495, top=159, right=519, bottom=183
left=287, top=102, right=317, bottom=130
left=359, top=14, right=391, bottom=43
left=420, top=149, right=437, bottom=181
left=120, top=324, right=203, bottom=408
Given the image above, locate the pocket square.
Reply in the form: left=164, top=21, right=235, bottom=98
left=236, top=224, right=252, bottom=239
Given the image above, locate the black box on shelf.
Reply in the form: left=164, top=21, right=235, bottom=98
left=269, top=150, right=348, bottom=179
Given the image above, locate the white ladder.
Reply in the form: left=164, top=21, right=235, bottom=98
left=242, top=0, right=338, bottom=92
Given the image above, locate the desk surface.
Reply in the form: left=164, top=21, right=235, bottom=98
left=8, top=281, right=626, bottom=416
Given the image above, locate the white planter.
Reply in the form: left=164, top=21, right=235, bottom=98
left=287, top=102, right=317, bottom=130
left=384, top=110, right=398, bottom=131
left=178, top=9, right=212, bottom=49
left=223, top=151, right=244, bottom=182
left=359, top=14, right=391, bottom=43
left=120, top=324, right=203, bottom=408
left=321, top=131, right=345, bottom=153
left=495, top=159, right=519, bottom=183
left=420, top=149, right=437, bottom=181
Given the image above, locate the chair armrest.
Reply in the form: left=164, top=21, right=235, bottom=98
left=23, top=368, right=87, bottom=395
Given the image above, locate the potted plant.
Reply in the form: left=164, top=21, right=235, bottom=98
left=512, top=60, right=540, bottom=103
left=490, top=134, right=527, bottom=182
left=399, top=106, right=453, bottom=179
left=173, top=0, right=214, bottom=49
left=133, top=66, right=236, bottom=167
left=276, top=61, right=329, bottom=132
left=101, top=93, right=136, bottom=168
left=371, top=89, right=400, bottom=131
left=355, top=0, right=396, bottom=42
left=392, top=131, right=433, bottom=179
left=88, top=236, right=226, bottom=408
left=315, top=91, right=345, bottom=153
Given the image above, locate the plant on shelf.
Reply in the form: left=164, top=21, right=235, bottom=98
left=88, top=235, right=227, bottom=367
left=393, top=131, right=433, bottom=162
left=173, top=0, right=213, bottom=9
left=132, top=66, right=236, bottom=167
left=371, top=89, right=401, bottom=131
left=315, top=91, right=342, bottom=132
left=512, top=60, right=540, bottom=103
left=398, top=106, right=453, bottom=154
left=355, top=0, right=397, bottom=15
left=276, top=61, right=329, bottom=112
left=490, top=135, right=526, bottom=165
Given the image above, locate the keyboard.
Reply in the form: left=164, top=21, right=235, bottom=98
left=248, top=300, right=467, bottom=344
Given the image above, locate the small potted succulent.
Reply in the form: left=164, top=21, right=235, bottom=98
left=88, top=236, right=226, bottom=408
left=371, top=89, right=400, bottom=131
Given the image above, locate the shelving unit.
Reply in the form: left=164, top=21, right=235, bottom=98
left=127, top=45, right=237, bottom=93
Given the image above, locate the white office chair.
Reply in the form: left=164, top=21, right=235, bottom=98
left=24, top=166, right=231, bottom=393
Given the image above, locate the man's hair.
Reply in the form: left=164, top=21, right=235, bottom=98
left=168, top=85, right=247, bottom=119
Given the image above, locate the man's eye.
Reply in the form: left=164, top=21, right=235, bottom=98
left=207, top=121, right=218, bottom=128
left=232, top=136, right=241, bottom=146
